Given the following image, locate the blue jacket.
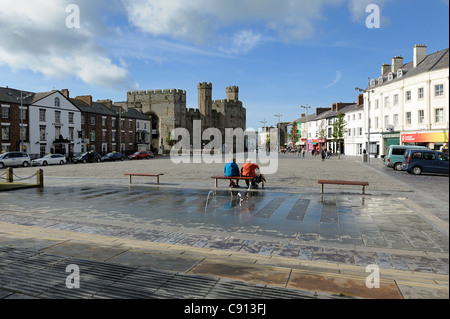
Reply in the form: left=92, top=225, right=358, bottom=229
left=224, top=161, right=240, bottom=176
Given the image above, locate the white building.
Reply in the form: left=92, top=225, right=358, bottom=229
left=343, top=101, right=366, bottom=156
left=29, top=90, right=82, bottom=159
left=363, top=45, right=449, bottom=157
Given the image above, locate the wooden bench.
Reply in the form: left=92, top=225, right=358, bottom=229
left=125, top=173, right=164, bottom=184
left=211, top=176, right=264, bottom=189
left=318, top=180, right=369, bottom=194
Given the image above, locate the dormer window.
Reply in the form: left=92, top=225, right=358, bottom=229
left=397, top=69, right=403, bottom=78
left=54, top=97, right=60, bottom=107
left=370, top=79, right=377, bottom=87
left=388, top=72, right=394, bottom=81
left=378, top=76, right=383, bottom=84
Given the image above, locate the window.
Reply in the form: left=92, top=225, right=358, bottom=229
left=348, top=129, right=351, bottom=137
left=55, top=111, right=61, bottom=124
left=102, top=117, right=107, bottom=127
left=39, top=109, right=46, bottom=122
left=129, top=120, right=133, bottom=128
left=423, top=152, right=436, bottom=160
left=112, top=117, right=116, bottom=128
left=388, top=73, right=394, bottom=81
left=374, top=117, right=379, bottom=129
left=359, top=113, right=362, bottom=120
left=90, top=129, right=96, bottom=142
left=384, top=116, right=389, bottom=128
left=393, top=114, right=399, bottom=127
left=1, top=126, right=9, bottom=141
left=418, top=110, right=425, bottom=124
left=393, top=94, right=399, bottom=106
left=121, top=119, right=125, bottom=129
left=68, top=112, right=74, bottom=124
left=435, top=84, right=444, bottom=97
left=129, top=131, right=133, bottom=141
left=112, top=130, right=116, bottom=142
left=435, top=108, right=444, bottom=123
left=406, top=91, right=411, bottom=101
left=375, top=99, right=379, bottom=109
left=397, top=69, right=403, bottom=78
left=406, top=112, right=412, bottom=125
left=384, top=97, right=389, bottom=108
left=1, top=105, right=9, bottom=119
left=39, top=126, right=46, bottom=140
left=54, top=97, right=60, bottom=107
left=439, top=153, right=449, bottom=162
left=102, top=130, right=107, bottom=142
left=90, top=116, right=95, bottom=126
left=69, top=127, right=74, bottom=141
left=418, top=88, right=424, bottom=99
left=359, top=128, right=363, bottom=136
left=55, top=126, right=61, bottom=139
left=81, top=114, right=85, bottom=125
left=411, top=151, right=421, bottom=159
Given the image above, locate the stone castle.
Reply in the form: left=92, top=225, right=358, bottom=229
left=126, top=83, right=246, bottom=152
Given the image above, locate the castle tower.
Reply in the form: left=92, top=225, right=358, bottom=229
left=198, top=82, right=213, bottom=128
left=226, top=86, right=239, bottom=102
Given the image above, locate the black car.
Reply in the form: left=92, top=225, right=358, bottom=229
left=101, top=152, right=126, bottom=162
left=73, top=151, right=102, bottom=164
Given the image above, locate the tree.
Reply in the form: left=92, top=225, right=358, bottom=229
left=317, top=120, right=327, bottom=149
left=332, top=112, right=347, bottom=159
left=290, top=122, right=299, bottom=150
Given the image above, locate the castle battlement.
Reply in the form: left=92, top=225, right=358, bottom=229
left=198, top=82, right=212, bottom=89
left=127, top=89, right=186, bottom=96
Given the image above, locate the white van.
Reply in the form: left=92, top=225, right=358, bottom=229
left=0, top=152, right=31, bottom=168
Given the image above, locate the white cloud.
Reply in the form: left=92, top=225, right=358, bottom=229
left=0, top=0, right=135, bottom=89
left=121, top=0, right=346, bottom=45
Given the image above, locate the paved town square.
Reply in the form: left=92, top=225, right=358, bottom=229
left=0, top=154, right=448, bottom=299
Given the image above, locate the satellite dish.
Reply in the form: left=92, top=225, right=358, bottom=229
left=386, top=125, right=394, bottom=132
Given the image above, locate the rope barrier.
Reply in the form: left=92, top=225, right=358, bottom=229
left=12, top=172, right=38, bottom=181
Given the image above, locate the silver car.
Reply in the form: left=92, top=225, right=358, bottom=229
left=32, top=154, right=67, bottom=166
left=0, top=152, right=31, bottom=168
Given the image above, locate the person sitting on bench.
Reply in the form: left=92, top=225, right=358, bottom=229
left=241, top=159, right=265, bottom=189
left=224, top=157, right=241, bottom=188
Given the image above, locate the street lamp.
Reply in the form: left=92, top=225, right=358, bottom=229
left=16, top=91, right=32, bottom=153
left=301, top=105, right=311, bottom=151
left=356, top=78, right=375, bottom=162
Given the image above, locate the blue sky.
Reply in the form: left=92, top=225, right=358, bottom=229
left=0, top=0, right=448, bottom=130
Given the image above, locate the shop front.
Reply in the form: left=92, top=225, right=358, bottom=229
left=401, top=132, right=449, bottom=151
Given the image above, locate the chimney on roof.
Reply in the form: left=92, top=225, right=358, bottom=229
left=97, top=99, right=112, bottom=109
left=414, top=44, right=427, bottom=68
left=75, top=95, right=92, bottom=106
left=358, top=94, right=364, bottom=106
left=392, top=56, right=403, bottom=73
left=301, top=113, right=306, bottom=118
left=381, top=63, right=391, bottom=76
left=61, top=89, right=69, bottom=98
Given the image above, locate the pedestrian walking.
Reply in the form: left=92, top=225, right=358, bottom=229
left=321, top=149, right=326, bottom=162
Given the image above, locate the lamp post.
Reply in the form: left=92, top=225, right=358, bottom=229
left=356, top=78, right=375, bottom=162
left=301, top=105, right=311, bottom=151
left=16, top=91, right=32, bottom=153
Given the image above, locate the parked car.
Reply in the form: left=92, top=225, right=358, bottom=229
left=101, top=152, right=126, bottom=162
left=128, top=151, right=154, bottom=160
left=32, top=154, right=66, bottom=166
left=0, top=152, right=31, bottom=168
left=72, top=151, right=102, bottom=164
left=402, top=149, right=449, bottom=175
left=385, top=145, right=428, bottom=171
